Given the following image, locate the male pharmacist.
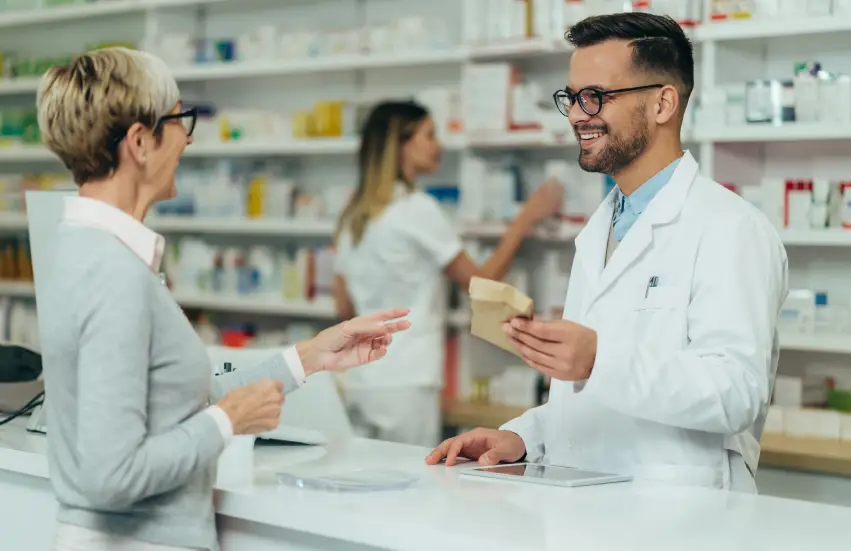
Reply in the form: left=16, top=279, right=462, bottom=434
left=427, top=12, right=789, bottom=492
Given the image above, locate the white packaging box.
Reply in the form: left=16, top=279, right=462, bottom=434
left=805, top=0, right=832, bottom=15
left=462, top=63, right=513, bottom=134
left=458, top=156, right=488, bottom=223
left=784, top=408, right=842, bottom=439
left=835, top=0, right=851, bottom=14
left=779, top=0, right=809, bottom=16
left=842, top=414, right=851, bottom=441
left=759, top=177, right=785, bottom=230
left=764, top=405, right=785, bottom=434
left=773, top=375, right=829, bottom=408
left=753, top=0, right=783, bottom=16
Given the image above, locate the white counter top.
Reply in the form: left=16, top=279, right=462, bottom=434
left=1, top=420, right=849, bottom=551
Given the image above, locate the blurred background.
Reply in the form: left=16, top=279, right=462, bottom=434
left=0, top=0, right=849, bottom=508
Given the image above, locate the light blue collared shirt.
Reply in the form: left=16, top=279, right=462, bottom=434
left=612, top=157, right=681, bottom=242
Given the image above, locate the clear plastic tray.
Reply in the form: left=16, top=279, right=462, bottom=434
left=276, top=469, right=419, bottom=493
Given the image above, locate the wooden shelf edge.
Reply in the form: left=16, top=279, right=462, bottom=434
left=442, top=400, right=528, bottom=429
left=759, top=433, right=851, bottom=477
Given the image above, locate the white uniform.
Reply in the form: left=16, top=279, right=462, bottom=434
left=503, top=152, right=789, bottom=491
left=335, top=184, right=463, bottom=447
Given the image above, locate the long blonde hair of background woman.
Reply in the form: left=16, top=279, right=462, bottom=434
left=336, top=100, right=430, bottom=245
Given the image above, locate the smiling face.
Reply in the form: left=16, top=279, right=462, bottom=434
left=567, top=40, right=656, bottom=175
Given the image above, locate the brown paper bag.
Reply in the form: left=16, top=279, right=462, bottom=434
left=469, top=276, right=534, bottom=356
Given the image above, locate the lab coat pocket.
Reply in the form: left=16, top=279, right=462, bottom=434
left=632, top=286, right=689, bottom=349
left=636, top=286, right=689, bottom=310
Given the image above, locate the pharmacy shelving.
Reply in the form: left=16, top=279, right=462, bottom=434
left=0, top=281, right=36, bottom=298
left=0, top=212, right=26, bottom=231
left=468, top=38, right=572, bottom=61
left=441, top=400, right=527, bottom=429
left=694, top=16, right=851, bottom=42
left=778, top=230, right=851, bottom=247
left=170, top=49, right=469, bottom=83
left=693, top=124, right=851, bottom=143
left=0, top=0, right=231, bottom=29
left=165, top=292, right=337, bottom=319
left=146, top=217, right=337, bottom=237
left=779, top=333, right=851, bottom=355
left=0, top=147, right=57, bottom=163
left=466, top=130, right=577, bottom=149
left=0, top=135, right=466, bottom=162
left=0, top=281, right=337, bottom=318
left=460, top=221, right=584, bottom=242
left=760, top=433, right=851, bottom=477
left=185, top=139, right=359, bottom=158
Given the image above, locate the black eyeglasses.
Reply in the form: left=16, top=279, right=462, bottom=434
left=158, top=107, right=198, bottom=137
left=553, top=84, right=664, bottom=117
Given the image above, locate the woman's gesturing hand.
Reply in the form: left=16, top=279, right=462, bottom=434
left=297, top=308, right=412, bottom=376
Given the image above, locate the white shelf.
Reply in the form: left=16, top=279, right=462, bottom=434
left=781, top=333, right=851, bottom=355
left=0, top=146, right=58, bottom=162
left=0, top=76, right=41, bottom=95
left=0, top=281, right=34, bottom=297
left=695, top=16, right=851, bottom=42
left=171, top=292, right=337, bottom=318
left=0, top=212, right=27, bottom=231
left=0, top=0, right=228, bottom=29
left=694, top=124, right=851, bottom=143
left=170, top=49, right=467, bottom=82
left=461, top=221, right=584, bottom=242
left=780, top=230, right=851, bottom=247
left=467, top=130, right=576, bottom=149
left=185, top=139, right=358, bottom=157
left=147, top=217, right=336, bottom=236
left=468, top=39, right=571, bottom=60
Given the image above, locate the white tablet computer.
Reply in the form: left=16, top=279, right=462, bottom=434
left=460, top=463, right=632, bottom=488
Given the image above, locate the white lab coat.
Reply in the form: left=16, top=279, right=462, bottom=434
left=502, top=152, right=789, bottom=491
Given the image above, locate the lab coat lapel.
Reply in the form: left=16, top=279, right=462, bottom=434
left=582, top=151, right=699, bottom=313
left=574, top=188, right=618, bottom=286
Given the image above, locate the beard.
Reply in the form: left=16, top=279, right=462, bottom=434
left=576, top=107, right=650, bottom=175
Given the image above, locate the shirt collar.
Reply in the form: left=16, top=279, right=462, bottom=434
left=62, top=196, right=165, bottom=272
left=616, top=157, right=682, bottom=216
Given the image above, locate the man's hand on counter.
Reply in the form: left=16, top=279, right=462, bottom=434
left=297, top=308, right=411, bottom=376
left=426, top=428, right=526, bottom=467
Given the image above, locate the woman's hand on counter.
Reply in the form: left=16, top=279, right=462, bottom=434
left=217, top=379, right=284, bottom=435
left=426, top=428, right=526, bottom=467
left=296, top=308, right=412, bottom=376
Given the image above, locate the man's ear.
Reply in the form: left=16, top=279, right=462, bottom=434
left=123, top=122, right=149, bottom=166
left=655, top=85, right=679, bottom=125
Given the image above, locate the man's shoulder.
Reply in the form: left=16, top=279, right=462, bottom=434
left=689, top=176, right=773, bottom=226
left=688, top=175, right=785, bottom=252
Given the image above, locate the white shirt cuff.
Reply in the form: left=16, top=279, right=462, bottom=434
left=283, top=345, right=307, bottom=386
left=204, top=405, right=234, bottom=446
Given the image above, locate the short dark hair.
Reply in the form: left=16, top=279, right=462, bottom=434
left=566, top=12, right=694, bottom=110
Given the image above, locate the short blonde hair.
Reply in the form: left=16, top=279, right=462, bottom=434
left=36, top=47, right=180, bottom=185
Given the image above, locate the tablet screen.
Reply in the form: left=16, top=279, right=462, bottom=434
left=474, top=463, right=620, bottom=482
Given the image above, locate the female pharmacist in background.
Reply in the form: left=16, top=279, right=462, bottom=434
left=333, top=100, right=564, bottom=447
left=36, top=47, right=410, bottom=551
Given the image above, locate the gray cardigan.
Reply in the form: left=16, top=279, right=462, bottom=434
left=38, top=225, right=299, bottom=551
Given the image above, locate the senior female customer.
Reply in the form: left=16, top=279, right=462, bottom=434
left=36, top=47, right=410, bottom=551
